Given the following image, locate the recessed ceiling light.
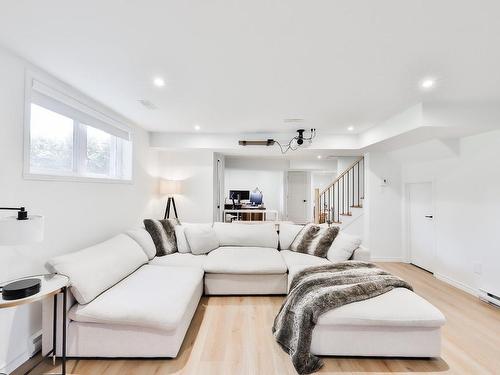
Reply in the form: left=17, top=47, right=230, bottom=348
left=420, top=78, right=435, bottom=90
left=317, top=155, right=322, bottom=159
left=194, top=124, right=201, bottom=131
left=153, top=77, right=165, bottom=87
left=347, top=126, right=354, bottom=131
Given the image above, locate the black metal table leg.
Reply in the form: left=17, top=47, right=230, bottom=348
left=62, top=287, right=67, bottom=375
left=53, top=293, right=57, bottom=365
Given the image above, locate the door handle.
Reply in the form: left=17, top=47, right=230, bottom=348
left=303, top=200, right=307, bottom=202
left=425, top=215, right=433, bottom=218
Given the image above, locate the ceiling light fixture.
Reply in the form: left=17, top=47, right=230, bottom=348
left=317, top=155, right=322, bottom=159
left=194, top=124, right=201, bottom=131
left=420, top=78, right=435, bottom=90
left=153, top=77, right=165, bottom=87
left=238, top=128, right=317, bottom=154
left=347, top=126, right=354, bottom=131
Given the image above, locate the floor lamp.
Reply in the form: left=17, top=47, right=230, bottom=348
left=160, top=179, right=181, bottom=219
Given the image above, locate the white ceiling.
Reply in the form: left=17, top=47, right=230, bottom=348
left=1, top=1, right=499, bottom=134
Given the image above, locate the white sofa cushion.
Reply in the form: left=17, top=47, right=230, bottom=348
left=316, top=288, right=446, bottom=328
left=174, top=224, right=191, bottom=253
left=280, top=250, right=331, bottom=268
left=204, top=247, right=287, bottom=274
left=184, top=224, right=220, bottom=255
left=327, top=231, right=362, bottom=262
left=279, top=223, right=303, bottom=250
left=69, top=265, right=204, bottom=331
left=149, top=253, right=207, bottom=268
left=47, top=234, right=148, bottom=304
left=213, top=222, right=278, bottom=249
left=126, top=227, right=156, bottom=260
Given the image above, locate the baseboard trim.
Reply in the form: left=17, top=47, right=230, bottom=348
left=1, top=350, right=31, bottom=375
left=434, top=273, right=478, bottom=297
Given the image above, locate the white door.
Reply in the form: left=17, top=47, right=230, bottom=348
left=287, top=171, right=309, bottom=224
left=408, top=182, right=435, bottom=272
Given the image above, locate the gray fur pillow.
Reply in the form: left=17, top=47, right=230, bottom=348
left=290, top=223, right=340, bottom=258
left=143, top=219, right=179, bottom=256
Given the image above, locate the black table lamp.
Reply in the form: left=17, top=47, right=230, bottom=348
left=0, top=206, right=44, bottom=300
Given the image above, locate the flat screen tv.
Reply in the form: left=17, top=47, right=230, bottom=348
left=229, top=190, right=250, bottom=201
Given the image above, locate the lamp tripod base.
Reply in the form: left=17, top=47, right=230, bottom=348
left=164, top=197, right=179, bottom=220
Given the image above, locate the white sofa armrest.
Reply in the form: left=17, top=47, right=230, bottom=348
left=351, top=246, right=371, bottom=261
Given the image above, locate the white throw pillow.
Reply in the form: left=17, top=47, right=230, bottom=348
left=126, top=227, right=156, bottom=260
left=174, top=224, right=192, bottom=253
left=278, top=223, right=303, bottom=250
left=327, top=232, right=362, bottom=262
left=213, top=222, right=278, bottom=248
left=184, top=224, right=220, bottom=255
left=47, top=234, right=148, bottom=304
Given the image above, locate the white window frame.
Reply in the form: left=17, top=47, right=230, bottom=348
left=23, top=70, right=133, bottom=183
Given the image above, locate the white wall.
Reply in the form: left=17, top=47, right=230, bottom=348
left=363, top=152, right=403, bottom=261
left=398, top=130, right=500, bottom=296
left=156, top=150, right=214, bottom=223
left=0, top=47, right=157, bottom=373
left=225, top=169, right=285, bottom=217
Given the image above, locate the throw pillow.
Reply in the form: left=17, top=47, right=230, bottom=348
left=174, top=224, right=192, bottom=253
left=184, top=224, right=220, bottom=255
left=290, top=223, right=340, bottom=258
left=143, top=219, right=178, bottom=256
left=327, top=231, right=362, bottom=262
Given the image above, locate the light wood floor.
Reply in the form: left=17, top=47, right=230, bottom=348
left=20, top=263, right=500, bottom=375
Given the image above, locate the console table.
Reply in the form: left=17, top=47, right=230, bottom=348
left=223, top=209, right=279, bottom=222
left=0, top=274, right=69, bottom=375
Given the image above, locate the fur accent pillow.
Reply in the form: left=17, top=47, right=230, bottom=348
left=290, top=223, right=340, bottom=258
left=143, top=219, right=178, bottom=256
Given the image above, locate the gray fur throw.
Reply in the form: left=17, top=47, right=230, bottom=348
left=272, top=262, right=413, bottom=374
left=143, top=218, right=179, bottom=256
left=290, top=223, right=339, bottom=258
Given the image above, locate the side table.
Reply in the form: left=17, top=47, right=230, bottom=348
left=0, top=274, right=70, bottom=375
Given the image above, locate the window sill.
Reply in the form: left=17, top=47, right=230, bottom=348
left=23, top=172, right=133, bottom=185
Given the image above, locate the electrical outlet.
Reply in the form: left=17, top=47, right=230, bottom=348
left=473, top=262, right=482, bottom=275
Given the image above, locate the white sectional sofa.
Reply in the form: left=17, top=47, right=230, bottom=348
left=42, top=222, right=445, bottom=360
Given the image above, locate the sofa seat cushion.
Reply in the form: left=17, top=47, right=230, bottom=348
left=316, top=288, right=446, bottom=328
left=149, top=253, right=207, bottom=268
left=280, top=250, right=331, bottom=268
left=69, top=265, right=203, bottom=331
left=203, top=247, right=287, bottom=274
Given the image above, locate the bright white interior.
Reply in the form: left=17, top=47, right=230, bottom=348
left=1, top=1, right=499, bottom=372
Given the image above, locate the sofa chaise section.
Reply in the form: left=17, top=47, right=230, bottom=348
left=43, top=234, right=204, bottom=358
left=287, top=265, right=446, bottom=357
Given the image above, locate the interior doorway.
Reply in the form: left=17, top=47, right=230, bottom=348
left=286, top=171, right=310, bottom=224
left=407, top=182, right=435, bottom=273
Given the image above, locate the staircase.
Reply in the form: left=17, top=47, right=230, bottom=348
left=314, top=157, right=364, bottom=228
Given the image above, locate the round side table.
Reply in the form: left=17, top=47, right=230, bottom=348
left=0, top=274, right=70, bottom=375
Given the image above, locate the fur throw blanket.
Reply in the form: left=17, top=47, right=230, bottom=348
left=272, top=262, right=413, bottom=374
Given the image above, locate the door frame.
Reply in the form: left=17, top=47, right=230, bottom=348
left=403, top=181, right=437, bottom=271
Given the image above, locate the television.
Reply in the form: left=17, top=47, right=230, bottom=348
left=229, top=190, right=250, bottom=202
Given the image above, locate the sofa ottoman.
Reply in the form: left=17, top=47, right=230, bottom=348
left=287, top=265, right=446, bottom=357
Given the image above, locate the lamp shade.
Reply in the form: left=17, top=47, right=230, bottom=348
left=160, top=179, right=181, bottom=195
left=0, top=215, right=44, bottom=245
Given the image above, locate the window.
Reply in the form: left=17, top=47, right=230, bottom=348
left=25, top=74, right=132, bottom=181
